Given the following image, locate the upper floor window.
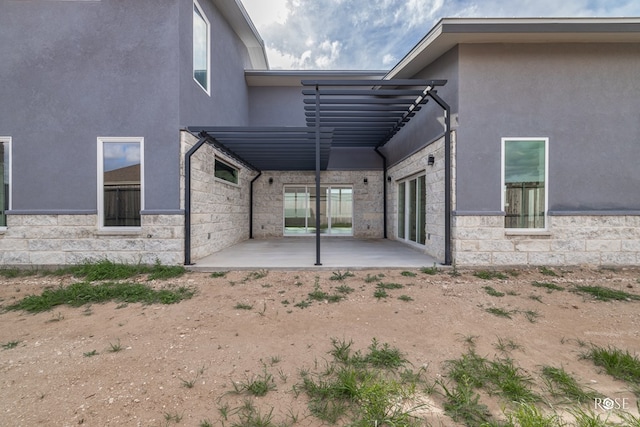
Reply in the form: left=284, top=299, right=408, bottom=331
left=193, top=0, right=210, bottom=94
left=502, top=138, right=548, bottom=229
left=98, top=138, right=144, bottom=228
left=0, top=137, right=11, bottom=228
left=214, top=158, right=238, bottom=184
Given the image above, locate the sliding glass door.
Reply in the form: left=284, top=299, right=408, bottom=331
left=284, top=185, right=352, bottom=235
left=397, top=175, right=426, bottom=245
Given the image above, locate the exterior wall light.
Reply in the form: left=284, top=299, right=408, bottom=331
left=428, top=154, right=435, bottom=166
left=268, top=177, right=274, bottom=184
left=363, top=177, right=368, bottom=184
left=387, top=176, right=392, bottom=182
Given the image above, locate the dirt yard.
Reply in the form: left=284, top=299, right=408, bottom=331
left=0, top=266, right=639, bottom=426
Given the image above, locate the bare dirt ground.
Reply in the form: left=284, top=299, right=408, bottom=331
left=0, top=266, right=639, bottom=427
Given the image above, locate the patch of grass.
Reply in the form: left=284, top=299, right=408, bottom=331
left=0, top=268, right=39, bottom=278
left=83, top=350, right=98, bottom=357
left=573, top=285, right=640, bottom=302
left=330, top=270, right=355, bottom=281
left=439, top=379, right=492, bottom=426
left=483, top=286, right=505, bottom=297
left=234, top=302, right=253, bottom=310
left=532, top=281, right=565, bottom=291
left=1, top=340, right=20, bottom=350
left=163, top=411, right=183, bottom=423
left=6, top=281, right=194, bottom=313
left=504, top=402, right=562, bottom=427
left=493, top=337, right=522, bottom=354
left=529, top=294, right=544, bottom=303
left=400, top=270, right=416, bottom=277
left=485, top=307, right=513, bottom=319
left=364, top=273, right=385, bottom=283
left=233, top=370, right=277, bottom=397
left=108, top=340, right=123, bottom=353
left=294, top=300, right=311, bottom=309
left=582, top=345, right=640, bottom=384
left=59, top=259, right=185, bottom=281
left=539, top=266, right=559, bottom=277
left=364, top=338, right=407, bottom=369
left=245, top=269, right=268, bottom=281
left=373, top=289, right=388, bottom=299
left=376, top=282, right=404, bottom=290
left=308, top=286, right=329, bottom=301
left=210, top=271, right=227, bottom=278
left=541, top=365, right=597, bottom=403
left=522, top=309, right=541, bottom=323
left=421, top=264, right=439, bottom=275
left=474, top=270, right=508, bottom=280
left=397, top=295, right=413, bottom=302
left=335, top=285, right=354, bottom=294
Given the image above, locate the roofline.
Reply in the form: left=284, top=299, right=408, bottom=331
left=245, top=70, right=388, bottom=86
left=387, top=17, right=640, bottom=79
left=212, top=0, right=269, bottom=69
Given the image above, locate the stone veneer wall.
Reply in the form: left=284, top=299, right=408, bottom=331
left=181, top=132, right=256, bottom=261
left=453, top=214, right=640, bottom=266
left=387, top=137, right=446, bottom=262
left=0, top=214, right=184, bottom=266
left=251, top=170, right=384, bottom=238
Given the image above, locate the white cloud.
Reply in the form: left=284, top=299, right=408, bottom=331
left=239, top=0, right=640, bottom=70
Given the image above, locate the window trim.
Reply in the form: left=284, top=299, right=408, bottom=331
left=501, top=137, right=549, bottom=231
left=193, top=0, right=210, bottom=95
left=0, top=136, right=11, bottom=230
left=214, top=156, right=240, bottom=186
left=97, top=137, right=144, bottom=230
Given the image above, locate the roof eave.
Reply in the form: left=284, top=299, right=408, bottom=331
left=212, top=0, right=269, bottom=69
left=387, top=17, right=640, bottom=80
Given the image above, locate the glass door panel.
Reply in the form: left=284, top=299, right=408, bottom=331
left=398, top=175, right=426, bottom=245
left=284, top=187, right=308, bottom=234
left=330, top=186, right=352, bottom=234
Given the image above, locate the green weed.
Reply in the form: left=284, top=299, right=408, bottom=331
left=398, top=294, right=414, bottom=302
left=374, top=289, right=388, bottom=299
left=485, top=307, right=513, bottom=319
left=376, top=282, right=404, bottom=290
left=6, top=282, right=194, bottom=313
left=234, top=302, right=253, bottom=310
left=539, top=266, right=559, bottom=277
left=233, top=370, right=276, bottom=396
left=108, top=340, right=123, bottom=353
left=83, top=350, right=98, bottom=357
left=483, top=286, right=505, bottom=297
left=573, top=285, right=640, bottom=302
left=532, top=281, right=565, bottom=291
left=245, top=269, right=268, bottom=280
left=421, top=264, right=439, bottom=275
left=541, top=365, right=597, bottom=403
left=400, top=270, right=416, bottom=277
left=582, top=345, right=640, bottom=384
left=210, top=271, right=227, bottom=278
left=330, top=270, right=355, bottom=281
left=1, top=340, right=20, bottom=350
left=474, top=270, right=508, bottom=280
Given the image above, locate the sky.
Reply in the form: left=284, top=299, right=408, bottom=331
left=239, top=0, right=640, bottom=70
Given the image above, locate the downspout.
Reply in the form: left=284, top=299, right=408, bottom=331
left=374, top=148, right=388, bottom=239
left=249, top=171, right=262, bottom=239
left=184, top=134, right=208, bottom=265
left=426, top=91, right=452, bottom=265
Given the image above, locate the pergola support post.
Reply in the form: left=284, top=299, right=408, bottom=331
left=314, top=84, right=322, bottom=265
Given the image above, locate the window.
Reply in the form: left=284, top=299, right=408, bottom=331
left=0, top=137, right=11, bottom=228
left=98, top=138, right=143, bottom=228
left=397, top=175, right=426, bottom=245
left=214, top=158, right=238, bottom=184
left=502, top=138, right=548, bottom=229
left=193, top=0, right=210, bottom=94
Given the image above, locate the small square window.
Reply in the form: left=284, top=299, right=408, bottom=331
left=214, top=159, right=238, bottom=184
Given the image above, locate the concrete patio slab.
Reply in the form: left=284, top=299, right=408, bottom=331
left=189, top=237, right=439, bottom=271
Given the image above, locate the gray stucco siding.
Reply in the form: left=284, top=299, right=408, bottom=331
left=178, top=0, right=252, bottom=128
left=0, top=0, right=181, bottom=212
left=380, top=46, right=459, bottom=167
left=456, top=43, right=640, bottom=213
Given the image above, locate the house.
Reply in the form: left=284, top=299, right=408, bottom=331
left=1, top=0, right=639, bottom=267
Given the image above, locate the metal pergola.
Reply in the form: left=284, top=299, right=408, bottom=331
left=185, top=78, right=451, bottom=266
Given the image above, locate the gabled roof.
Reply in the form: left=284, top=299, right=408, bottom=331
left=388, top=17, right=640, bottom=79
left=212, top=0, right=268, bottom=69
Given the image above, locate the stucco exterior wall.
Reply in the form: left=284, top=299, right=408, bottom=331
left=456, top=42, right=640, bottom=214
left=0, top=213, right=183, bottom=266
left=387, top=136, right=448, bottom=263
left=453, top=214, right=640, bottom=266
left=252, top=171, right=384, bottom=239
left=181, top=132, right=255, bottom=260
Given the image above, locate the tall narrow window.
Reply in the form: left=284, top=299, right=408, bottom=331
left=397, top=175, right=426, bottom=245
left=193, top=0, right=210, bottom=94
left=0, top=137, right=11, bottom=228
left=502, top=138, right=548, bottom=229
left=98, top=138, right=143, bottom=228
